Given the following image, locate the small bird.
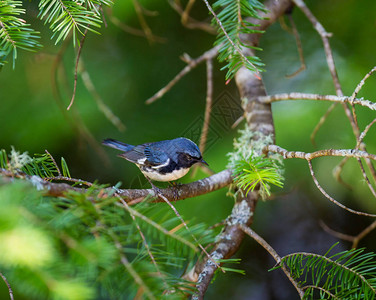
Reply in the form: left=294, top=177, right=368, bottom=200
left=102, top=137, right=208, bottom=186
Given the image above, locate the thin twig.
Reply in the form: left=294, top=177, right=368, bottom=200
left=293, top=0, right=360, bottom=141
left=109, top=231, right=156, bottom=300
left=132, top=0, right=157, bottom=44
left=358, top=118, right=376, bottom=148
left=115, top=199, right=197, bottom=250
left=285, top=13, right=306, bottom=78
left=198, top=58, right=214, bottom=154
left=43, top=176, right=93, bottom=187
left=115, top=194, right=168, bottom=289
left=240, top=225, right=305, bottom=298
left=0, top=272, right=14, bottom=300
left=258, top=92, right=376, bottom=111
left=80, top=60, right=126, bottom=132
left=168, top=0, right=216, bottom=33
left=292, top=0, right=341, bottom=95
left=349, top=66, right=376, bottom=130
left=67, top=28, right=89, bottom=110
left=145, top=45, right=221, bottom=104
left=350, top=66, right=376, bottom=100
left=265, top=145, right=376, bottom=161
left=356, top=158, right=376, bottom=198
left=191, top=58, right=214, bottom=177
left=352, top=220, right=376, bottom=248
left=319, top=219, right=376, bottom=249
left=319, top=220, right=355, bottom=242
left=201, top=0, right=261, bottom=78
left=332, top=157, right=352, bottom=190
left=107, top=8, right=166, bottom=42
left=157, top=193, right=223, bottom=272
left=308, top=160, right=376, bottom=217
left=301, top=285, right=339, bottom=300
left=310, top=102, right=337, bottom=147
left=181, top=0, right=196, bottom=25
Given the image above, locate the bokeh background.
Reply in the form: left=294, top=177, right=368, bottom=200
left=1, top=0, right=376, bottom=298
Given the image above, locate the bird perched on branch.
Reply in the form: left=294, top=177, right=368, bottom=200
left=102, top=137, right=208, bottom=193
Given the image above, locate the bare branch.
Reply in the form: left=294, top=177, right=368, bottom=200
left=310, top=103, right=337, bottom=146
left=107, top=8, right=166, bottom=42
left=0, top=272, right=14, bottom=300
left=319, top=220, right=355, bottom=242
left=352, top=220, right=376, bottom=248
left=0, top=168, right=233, bottom=203
left=308, top=160, right=376, bottom=217
left=292, top=0, right=341, bottom=95
left=240, top=225, right=305, bottom=298
left=358, top=118, right=376, bottom=148
left=67, top=28, right=88, bottom=111
left=319, top=219, right=376, bottom=249
left=168, top=0, right=215, bottom=33
left=132, top=0, right=158, bottom=44
left=198, top=58, right=214, bottom=154
left=80, top=60, right=126, bottom=132
left=258, top=92, right=376, bottom=111
left=193, top=1, right=293, bottom=297
left=265, top=145, right=376, bottom=161
left=263, top=146, right=376, bottom=216
left=285, top=13, right=306, bottom=78
left=350, top=66, right=376, bottom=102
left=114, top=194, right=168, bottom=289
left=292, top=0, right=360, bottom=142
left=145, top=45, right=221, bottom=104
left=157, top=193, right=222, bottom=271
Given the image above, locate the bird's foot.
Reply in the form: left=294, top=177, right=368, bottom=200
left=168, top=181, right=180, bottom=201
left=145, top=177, right=162, bottom=198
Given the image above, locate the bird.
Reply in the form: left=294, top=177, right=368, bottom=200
left=102, top=137, right=208, bottom=191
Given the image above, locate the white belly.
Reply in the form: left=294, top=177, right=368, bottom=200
left=140, top=167, right=190, bottom=182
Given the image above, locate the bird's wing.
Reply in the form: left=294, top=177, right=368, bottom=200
left=118, top=143, right=169, bottom=166
left=143, top=144, right=169, bottom=166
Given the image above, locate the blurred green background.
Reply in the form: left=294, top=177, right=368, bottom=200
left=1, top=0, right=376, bottom=298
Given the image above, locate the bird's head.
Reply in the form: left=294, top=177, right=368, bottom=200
left=174, top=138, right=208, bottom=168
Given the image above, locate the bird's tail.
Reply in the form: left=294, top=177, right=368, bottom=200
left=102, top=138, right=134, bottom=152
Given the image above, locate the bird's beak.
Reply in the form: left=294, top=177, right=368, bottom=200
left=200, top=158, right=209, bottom=166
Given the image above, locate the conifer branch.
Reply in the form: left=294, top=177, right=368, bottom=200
left=240, top=225, right=305, bottom=298
left=0, top=0, right=42, bottom=67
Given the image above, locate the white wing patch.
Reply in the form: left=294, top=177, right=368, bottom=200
left=137, top=157, right=147, bottom=165
left=151, top=158, right=170, bottom=169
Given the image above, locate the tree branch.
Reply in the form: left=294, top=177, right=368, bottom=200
left=193, top=0, right=293, bottom=298
left=0, top=168, right=233, bottom=203
left=0, top=272, right=14, bottom=300
left=145, top=45, right=221, bottom=104
left=264, top=145, right=376, bottom=161
left=239, top=225, right=305, bottom=299
left=258, top=92, right=376, bottom=111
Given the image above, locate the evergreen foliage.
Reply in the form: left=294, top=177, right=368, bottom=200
left=0, top=0, right=112, bottom=67
left=227, top=126, right=284, bottom=198
left=210, top=0, right=266, bottom=80
left=273, top=244, right=376, bottom=299
left=231, top=153, right=284, bottom=197
left=38, top=0, right=112, bottom=46
left=0, top=0, right=42, bottom=68
left=0, top=148, right=217, bottom=299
